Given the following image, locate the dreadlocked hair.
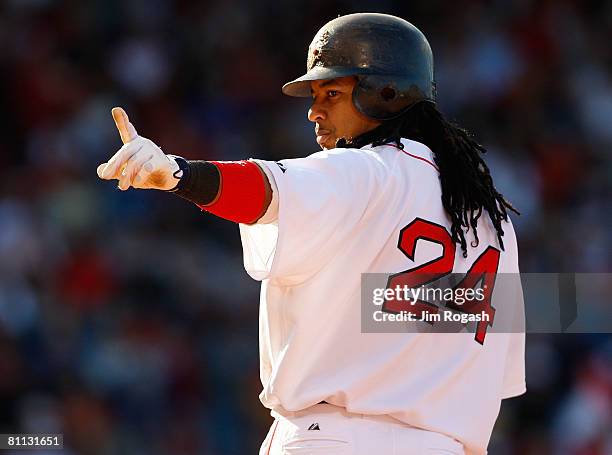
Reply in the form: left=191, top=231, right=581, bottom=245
left=336, top=101, right=519, bottom=257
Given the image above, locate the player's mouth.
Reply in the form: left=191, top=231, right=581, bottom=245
left=315, top=128, right=332, bottom=147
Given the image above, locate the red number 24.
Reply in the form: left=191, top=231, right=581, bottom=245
left=382, top=218, right=500, bottom=344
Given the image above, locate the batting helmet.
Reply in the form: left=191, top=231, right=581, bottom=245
left=282, top=13, right=435, bottom=120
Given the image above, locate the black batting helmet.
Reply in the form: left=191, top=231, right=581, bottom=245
left=282, top=13, right=435, bottom=120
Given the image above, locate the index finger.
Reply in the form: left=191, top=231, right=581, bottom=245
left=112, top=107, right=138, bottom=144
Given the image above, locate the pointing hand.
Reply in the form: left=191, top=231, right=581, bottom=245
left=97, top=107, right=182, bottom=191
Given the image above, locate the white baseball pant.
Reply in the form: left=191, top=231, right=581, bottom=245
left=259, top=403, right=465, bottom=455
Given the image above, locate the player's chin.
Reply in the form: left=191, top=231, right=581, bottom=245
left=316, top=134, right=335, bottom=150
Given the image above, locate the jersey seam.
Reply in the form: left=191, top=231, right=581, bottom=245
left=384, top=142, right=439, bottom=172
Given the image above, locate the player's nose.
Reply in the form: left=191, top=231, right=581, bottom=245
left=308, top=102, right=326, bottom=122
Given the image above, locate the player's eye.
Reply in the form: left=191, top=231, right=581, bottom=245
left=327, top=90, right=339, bottom=98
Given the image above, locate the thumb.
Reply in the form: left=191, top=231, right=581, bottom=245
left=112, top=107, right=138, bottom=144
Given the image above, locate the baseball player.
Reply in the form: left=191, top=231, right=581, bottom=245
left=97, top=13, right=525, bottom=455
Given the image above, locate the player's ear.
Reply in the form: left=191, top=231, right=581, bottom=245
left=112, top=107, right=138, bottom=144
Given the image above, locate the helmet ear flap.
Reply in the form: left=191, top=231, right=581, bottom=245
left=353, top=75, right=433, bottom=120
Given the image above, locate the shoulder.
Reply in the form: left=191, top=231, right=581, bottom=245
left=330, top=139, right=438, bottom=173
left=379, top=138, right=439, bottom=173
left=306, top=146, right=385, bottom=163
left=279, top=146, right=388, bottom=174
left=327, top=139, right=435, bottom=163
left=275, top=139, right=436, bottom=175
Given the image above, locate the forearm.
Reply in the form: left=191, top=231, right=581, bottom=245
left=168, top=157, right=274, bottom=224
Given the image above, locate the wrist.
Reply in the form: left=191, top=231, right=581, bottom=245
left=167, top=157, right=221, bottom=205
left=166, top=155, right=189, bottom=192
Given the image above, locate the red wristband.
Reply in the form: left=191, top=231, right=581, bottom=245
left=197, top=160, right=268, bottom=224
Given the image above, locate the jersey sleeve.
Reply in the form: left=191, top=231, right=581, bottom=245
left=239, top=149, right=387, bottom=285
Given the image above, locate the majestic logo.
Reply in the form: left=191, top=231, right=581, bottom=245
left=276, top=161, right=287, bottom=173
left=307, top=423, right=320, bottom=431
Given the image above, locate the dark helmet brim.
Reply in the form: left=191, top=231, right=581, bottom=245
left=282, top=66, right=366, bottom=97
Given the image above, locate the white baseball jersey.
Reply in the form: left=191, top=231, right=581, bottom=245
left=239, top=138, right=526, bottom=455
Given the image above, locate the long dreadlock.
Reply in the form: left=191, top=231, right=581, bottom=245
left=337, top=101, right=519, bottom=257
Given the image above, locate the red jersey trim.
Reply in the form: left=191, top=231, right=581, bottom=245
left=266, top=420, right=279, bottom=455
left=385, top=143, right=439, bottom=172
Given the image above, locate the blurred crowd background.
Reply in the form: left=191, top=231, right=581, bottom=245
left=0, top=0, right=610, bottom=454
